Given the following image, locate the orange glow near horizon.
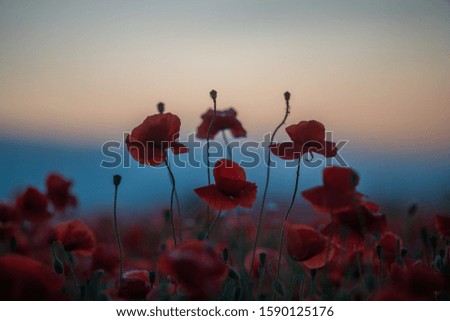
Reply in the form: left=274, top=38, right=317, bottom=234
left=1, top=1, right=449, bottom=153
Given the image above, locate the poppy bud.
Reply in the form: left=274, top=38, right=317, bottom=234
left=284, top=91, right=291, bottom=102
left=401, top=248, right=408, bottom=258
left=376, top=244, right=382, bottom=258
left=52, top=258, right=64, bottom=275
left=148, top=271, right=156, bottom=287
left=273, top=278, right=285, bottom=297
left=310, top=268, right=317, bottom=279
left=113, top=175, right=122, bottom=187
left=439, top=249, right=445, bottom=259
left=228, top=267, right=240, bottom=281
left=259, top=252, right=267, bottom=267
left=222, top=248, right=229, bottom=263
left=157, top=102, right=165, bottom=114
left=210, top=89, right=217, bottom=100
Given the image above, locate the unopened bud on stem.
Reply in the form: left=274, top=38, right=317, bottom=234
left=210, top=90, right=217, bottom=101
left=113, top=175, right=122, bottom=187
left=157, top=102, right=165, bottom=114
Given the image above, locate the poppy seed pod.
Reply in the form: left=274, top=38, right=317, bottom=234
left=113, top=175, right=122, bottom=187
left=210, top=89, right=217, bottom=100
left=284, top=91, right=291, bottom=102
left=157, top=102, right=165, bottom=114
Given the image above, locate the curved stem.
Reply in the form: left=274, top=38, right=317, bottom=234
left=249, top=97, right=291, bottom=274
left=221, top=130, right=232, bottom=159
left=276, top=158, right=301, bottom=277
left=53, top=242, right=79, bottom=291
left=206, top=210, right=222, bottom=239
left=165, top=158, right=177, bottom=247
left=205, top=96, right=217, bottom=230
left=166, top=161, right=183, bottom=243
left=113, top=183, right=124, bottom=287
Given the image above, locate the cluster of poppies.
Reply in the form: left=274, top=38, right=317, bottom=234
left=0, top=93, right=449, bottom=301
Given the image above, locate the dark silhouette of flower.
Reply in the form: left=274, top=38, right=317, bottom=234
left=435, top=214, right=450, bottom=238
left=284, top=223, right=335, bottom=269
left=302, top=166, right=361, bottom=213
left=194, top=159, right=257, bottom=210
left=126, top=113, right=188, bottom=166
left=46, top=173, right=77, bottom=212
left=0, top=202, right=21, bottom=240
left=196, top=108, right=246, bottom=139
left=0, top=254, right=65, bottom=300
left=270, top=120, right=337, bottom=159
left=158, top=240, right=228, bottom=299
left=54, top=219, right=96, bottom=255
left=16, top=187, right=52, bottom=223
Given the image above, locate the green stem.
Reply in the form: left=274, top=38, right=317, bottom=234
left=250, top=95, right=291, bottom=274
left=113, top=183, right=123, bottom=287
left=205, top=95, right=217, bottom=231
left=206, top=211, right=222, bottom=239
left=165, top=158, right=177, bottom=247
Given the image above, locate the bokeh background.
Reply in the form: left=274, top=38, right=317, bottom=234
left=1, top=0, right=449, bottom=216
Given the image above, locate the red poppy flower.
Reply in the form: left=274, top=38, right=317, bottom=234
left=91, top=244, right=120, bottom=275
left=302, top=166, right=361, bottom=213
left=372, top=263, right=445, bottom=300
left=284, top=223, right=335, bottom=269
left=194, top=159, right=257, bottom=211
left=322, top=203, right=387, bottom=250
left=118, top=270, right=151, bottom=300
left=54, top=219, right=96, bottom=255
left=158, top=239, right=228, bottom=299
left=270, top=120, right=337, bottom=159
left=0, top=254, right=65, bottom=300
left=196, top=108, right=246, bottom=139
left=0, top=202, right=21, bottom=240
left=46, top=173, right=77, bottom=212
left=16, top=187, right=52, bottom=223
left=435, top=214, right=450, bottom=238
left=126, top=113, right=188, bottom=166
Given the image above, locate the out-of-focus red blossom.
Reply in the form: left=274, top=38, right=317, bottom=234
left=126, top=113, right=188, bottom=166
left=0, top=202, right=21, bottom=240
left=374, top=232, right=403, bottom=270
left=322, top=204, right=387, bottom=250
left=270, top=120, right=337, bottom=160
left=284, top=223, right=335, bottom=269
left=435, top=214, right=450, bottom=238
left=244, top=247, right=283, bottom=278
left=158, top=240, right=228, bottom=299
left=194, top=159, right=257, bottom=211
left=118, top=270, right=151, bottom=300
left=196, top=108, right=247, bottom=139
left=92, top=244, right=120, bottom=275
left=0, top=254, right=65, bottom=300
left=372, top=263, right=445, bottom=300
left=302, top=167, right=361, bottom=213
left=16, top=187, right=52, bottom=223
left=54, top=219, right=96, bottom=255
left=46, top=173, right=77, bottom=212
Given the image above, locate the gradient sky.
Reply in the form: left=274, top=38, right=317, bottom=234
left=1, top=0, right=449, bottom=154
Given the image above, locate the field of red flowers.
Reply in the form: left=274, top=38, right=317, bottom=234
left=0, top=91, right=449, bottom=301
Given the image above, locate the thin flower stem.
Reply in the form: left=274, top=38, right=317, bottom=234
left=276, top=158, right=301, bottom=278
left=53, top=242, right=79, bottom=291
left=166, top=161, right=183, bottom=243
left=250, top=93, right=291, bottom=274
left=165, top=158, right=177, bottom=247
left=206, top=210, right=222, bottom=239
left=221, top=130, right=232, bottom=159
left=113, top=182, right=124, bottom=288
left=205, top=92, right=217, bottom=230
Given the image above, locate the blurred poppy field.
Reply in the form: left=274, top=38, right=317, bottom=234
left=1, top=92, right=449, bottom=301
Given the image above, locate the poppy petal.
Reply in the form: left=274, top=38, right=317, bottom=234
left=269, top=142, right=303, bottom=160
left=194, top=185, right=238, bottom=210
